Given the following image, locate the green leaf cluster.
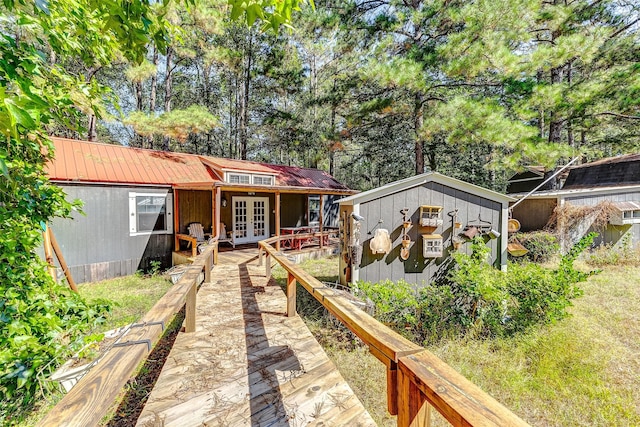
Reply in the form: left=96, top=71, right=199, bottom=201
left=354, top=234, right=595, bottom=345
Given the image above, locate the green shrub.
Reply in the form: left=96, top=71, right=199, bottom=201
left=585, top=233, right=640, bottom=267
left=354, top=234, right=596, bottom=344
left=514, top=231, right=560, bottom=263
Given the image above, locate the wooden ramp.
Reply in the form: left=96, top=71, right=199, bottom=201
left=137, top=249, right=375, bottom=426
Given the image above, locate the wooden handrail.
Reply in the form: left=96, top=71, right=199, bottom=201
left=40, top=243, right=217, bottom=427
left=259, top=239, right=529, bottom=427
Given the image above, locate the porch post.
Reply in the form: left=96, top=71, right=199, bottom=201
left=174, top=189, right=180, bottom=251
left=215, top=186, right=221, bottom=239
left=319, top=195, right=324, bottom=248
left=211, top=187, right=218, bottom=237
left=275, top=191, right=281, bottom=251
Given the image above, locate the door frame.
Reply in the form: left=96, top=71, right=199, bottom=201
left=232, top=196, right=270, bottom=244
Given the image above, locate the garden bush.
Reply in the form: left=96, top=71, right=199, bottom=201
left=353, top=234, right=595, bottom=344
left=585, top=233, right=640, bottom=267
left=514, top=231, right=560, bottom=263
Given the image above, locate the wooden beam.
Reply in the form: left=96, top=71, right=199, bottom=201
left=211, top=188, right=216, bottom=238
left=216, top=185, right=355, bottom=196
left=398, top=351, right=529, bottom=427
left=265, top=252, right=271, bottom=278
left=319, top=195, right=324, bottom=248
left=215, top=188, right=221, bottom=240
left=259, top=238, right=530, bottom=427
left=49, top=228, right=78, bottom=292
left=185, top=283, right=196, bottom=333
left=42, top=226, right=56, bottom=281
left=41, top=245, right=216, bottom=426
left=387, top=362, right=399, bottom=415
left=275, top=191, right=281, bottom=251
left=286, top=272, right=296, bottom=317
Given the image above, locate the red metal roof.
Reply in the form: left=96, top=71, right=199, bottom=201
left=200, top=157, right=350, bottom=190
left=47, top=138, right=351, bottom=191
left=47, top=138, right=216, bottom=186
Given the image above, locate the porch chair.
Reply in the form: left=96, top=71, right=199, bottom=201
left=218, top=223, right=235, bottom=248
left=187, top=222, right=214, bottom=253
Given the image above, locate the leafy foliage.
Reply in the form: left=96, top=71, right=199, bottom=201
left=354, top=235, right=595, bottom=344
left=513, top=231, right=560, bottom=263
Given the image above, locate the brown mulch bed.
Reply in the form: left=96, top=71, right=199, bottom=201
left=105, top=308, right=185, bottom=426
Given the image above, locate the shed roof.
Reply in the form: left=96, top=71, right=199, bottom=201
left=337, top=172, right=514, bottom=206
left=47, top=138, right=215, bottom=186
left=563, top=154, right=640, bottom=189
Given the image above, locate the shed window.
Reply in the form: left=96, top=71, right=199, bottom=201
left=252, top=175, right=273, bottom=185
left=422, top=234, right=443, bottom=258
left=228, top=173, right=250, bottom=184
left=129, top=193, right=173, bottom=236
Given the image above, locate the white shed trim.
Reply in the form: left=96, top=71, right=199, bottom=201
left=337, top=172, right=514, bottom=206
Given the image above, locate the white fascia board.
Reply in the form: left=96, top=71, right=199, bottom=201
left=338, top=172, right=514, bottom=205
left=509, top=184, right=640, bottom=200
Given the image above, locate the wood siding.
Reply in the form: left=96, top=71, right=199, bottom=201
left=49, top=185, right=173, bottom=284
left=356, top=182, right=503, bottom=287
left=565, top=192, right=640, bottom=247
left=511, top=199, right=557, bottom=231
left=178, top=190, right=212, bottom=235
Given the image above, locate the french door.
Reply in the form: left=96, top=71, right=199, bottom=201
left=232, top=197, right=269, bottom=244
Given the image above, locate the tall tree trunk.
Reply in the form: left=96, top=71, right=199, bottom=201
left=86, top=66, right=100, bottom=142
left=536, top=70, right=545, bottom=139
left=414, top=93, right=425, bottom=174
left=566, top=61, right=574, bottom=148
left=239, top=31, right=252, bottom=160
left=329, top=86, right=336, bottom=176
left=87, top=114, right=97, bottom=141
left=229, top=76, right=234, bottom=158
left=548, top=64, right=564, bottom=143
left=163, top=47, right=174, bottom=151
left=148, top=46, right=158, bottom=149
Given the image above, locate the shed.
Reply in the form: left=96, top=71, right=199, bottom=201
left=45, top=138, right=354, bottom=283
left=337, top=172, right=513, bottom=286
left=510, top=154, right=640, bottom=250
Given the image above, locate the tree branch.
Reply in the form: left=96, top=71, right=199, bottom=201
left=595, top=111, right=640, bottom=120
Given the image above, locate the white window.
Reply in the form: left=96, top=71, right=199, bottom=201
left=623, top=210, right=640, bottom=219
left=225, top=171, right=275, bottom=186
left=228, top=173, right=250, bottom=184
left=308, top=195, right=320, bottom=225
left=252, top=175, right=273, bottom=185
left=129, top=192, right=173, bottom=236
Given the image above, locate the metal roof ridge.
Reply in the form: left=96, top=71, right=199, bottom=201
left=338, top=172, right=514, bottom=205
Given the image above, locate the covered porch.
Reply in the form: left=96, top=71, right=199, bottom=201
left=171, top=183, right=348, bottom=260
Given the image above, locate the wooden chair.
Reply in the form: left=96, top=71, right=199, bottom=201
left=187, top=222, right=214, bottom=253
left=218, top=223, right=235, bottom=248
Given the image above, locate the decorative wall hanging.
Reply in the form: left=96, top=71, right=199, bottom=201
left=422, top=234, right=443, bottom=258
left=400, top=208, right=412, bottom=260
left=508, top=218, right=521, bottom=233
left=370, top=228, right=392, bottom=254
left=420, top=205, right=443, bottom=228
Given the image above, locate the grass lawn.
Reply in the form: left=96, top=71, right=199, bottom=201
left=18, top=273, right=173, bottom=427
left=274, top=259, right=640, bottom=426
left=78, top=273, right=173, bottom=333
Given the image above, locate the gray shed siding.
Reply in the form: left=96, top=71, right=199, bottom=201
left=49, top=185, right=173, bottom=284
left=565, top=191, right=640, bottom=247
left=356, top=182, right=503, bottom=286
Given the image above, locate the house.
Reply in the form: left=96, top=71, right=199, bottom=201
left=506, top=165, right=570, bottom=194
left=336, top=172, right=514, bottom=287
left=45, top=138, right=355, bottom=283
left=510, top=154, right=640, bottom=248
